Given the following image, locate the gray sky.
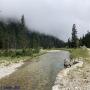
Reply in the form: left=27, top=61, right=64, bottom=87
left=1, top=0, right=90, bottom=41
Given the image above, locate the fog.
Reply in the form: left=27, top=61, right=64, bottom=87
left=1, top=0, right=90, bottom=41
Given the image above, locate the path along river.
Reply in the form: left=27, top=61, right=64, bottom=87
left=0, top=50, right=70, bottom=90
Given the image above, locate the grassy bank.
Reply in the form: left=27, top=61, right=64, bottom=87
left=62, top=48, right=90, bottom=63
left=67, top=48, right=89, bottom=59
left=0, top=49, right=46, bottom=66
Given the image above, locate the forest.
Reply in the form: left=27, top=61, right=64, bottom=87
left=0, top=15, right=90, bottom=54
left=0, top=15, right=65, bottom=51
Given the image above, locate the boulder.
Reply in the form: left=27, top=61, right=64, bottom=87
left=64, top=59, right=71, bottom=68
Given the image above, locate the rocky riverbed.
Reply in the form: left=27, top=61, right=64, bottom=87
left=52, top=49, right=90, bottom=90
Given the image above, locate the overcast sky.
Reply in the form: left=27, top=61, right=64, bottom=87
left=0, top=0, right=90, bottom=41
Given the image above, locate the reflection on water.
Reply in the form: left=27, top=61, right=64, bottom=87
left=0, top=51, right=69, bottom=90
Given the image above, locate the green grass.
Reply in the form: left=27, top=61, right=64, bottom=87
left=0, top=49, right=46, bottom=66
left=54, top=48, right=89, bottom=61
left=0, top=48, right=40, bottom=57
left=67, top=48, right=89, bottom=59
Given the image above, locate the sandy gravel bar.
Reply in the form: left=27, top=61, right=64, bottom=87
left=0, top=62, right=24, bottom=79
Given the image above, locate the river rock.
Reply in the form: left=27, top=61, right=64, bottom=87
left=64, top=59, right=71, bottom=68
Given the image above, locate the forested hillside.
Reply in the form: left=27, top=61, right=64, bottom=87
left=0, top=15, right=65, bottom=50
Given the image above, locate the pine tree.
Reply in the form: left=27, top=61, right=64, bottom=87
left=71, top=24, right=78, bottom=48
left=20, top=15, right=29, bottom=49
left=21, top=15, right=25, bottom=27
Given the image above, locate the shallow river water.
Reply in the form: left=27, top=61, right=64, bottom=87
left=0, top=50, right=69, bottom=90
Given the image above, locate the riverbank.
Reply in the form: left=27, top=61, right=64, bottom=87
left=53, top=48, right=90, bottom=90
left=0, top=49, right=47, bottom=79
left=0, top=49, right=47, bottom=67
left=0, top=62, right=24, bottom=79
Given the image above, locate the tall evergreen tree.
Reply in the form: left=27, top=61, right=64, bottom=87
left=21, top=15, right=25, bottom=27
left=71, top=24, right=78, bottom=48
left=20, top=15, right=29, bottom=49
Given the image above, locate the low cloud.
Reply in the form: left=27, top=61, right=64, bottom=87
left=1, top=0, right=90, bottom=41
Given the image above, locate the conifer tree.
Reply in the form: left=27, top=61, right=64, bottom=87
left=71, top=24, right=78, bottom=48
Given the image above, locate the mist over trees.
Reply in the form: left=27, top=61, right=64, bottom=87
left=1, top=15, right=90, bottom=50
left=0, top=15, right=65, bottom=50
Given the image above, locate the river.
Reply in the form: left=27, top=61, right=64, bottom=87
left=0, top=50, right=70, bottom=90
